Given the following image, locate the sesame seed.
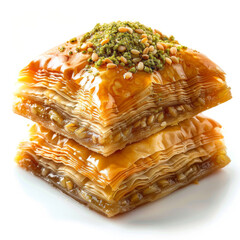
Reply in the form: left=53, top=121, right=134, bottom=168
left=141, top=37, right=148, bottom=43
left=118, top=45, right=126, bottom=52
left=143, top=47, right=149, bottom=54
left=161, top=42, right=167, bottom=49
left=157, top=42, right=164, bottom=50
left=141, top=34, right=148, bottom=38
left=120, top=56, right=128, bottom=64
left=126, top=27, right=133, bottom=34
left=101, top=39, right=110, bottom=45
left=107, top=63, right=117, bottom=68
left=104, top=58, right=113, bottom=63
left=124, top=72, right=133, bottom=79
left=152, top=49, right=157, bottom=55
left=132, top=57, right=141, bottom=63
left=170, top=56, right=179, bottom=63
left=131, top=49, right=140, bottom=55
left=92, top=53, right=99, bottom=62
left=86, top=42, right=93, bottom=48
left=154, top=29, right=162, bottom=36
left=142, top=54, right=149, bottom=60
left=118, top=27, right=128, bottom=33
left=149, top=45, right=155, bottom=52
left=135, top=29, right=144, bottom=34
left=165, top=57, right=172, bottom=65
left=170, top=47, right=178, bottom=55
left=137, top=62, right=144, bottom=71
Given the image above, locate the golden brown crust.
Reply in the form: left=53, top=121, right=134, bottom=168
left=16, top=115, right=223, bottom=189
left=17, top=152, right=230, bottom=217
left=15, top=115, right=230, bottom=217
left=14, top=32, right=231, bottom=156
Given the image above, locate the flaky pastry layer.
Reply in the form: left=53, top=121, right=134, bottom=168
left=13, top=43, right=231, bottom=156
left=15, top=116, right=230, bottom=217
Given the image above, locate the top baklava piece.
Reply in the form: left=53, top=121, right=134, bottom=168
left=13, top=21, right=232, bottom=156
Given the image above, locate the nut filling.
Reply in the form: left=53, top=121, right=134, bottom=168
left=13, top=88, right=227, bottom=156
left=17, top=153, right=229, bottom=217
left=13, top=21, right=232, bottom=219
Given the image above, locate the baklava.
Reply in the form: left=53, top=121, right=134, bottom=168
left=16, top=115, right=230, bottom=217
left=13, top=21, right=232, bottom=156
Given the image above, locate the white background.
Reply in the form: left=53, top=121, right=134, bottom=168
left=1, top=0, right=240, bottom=239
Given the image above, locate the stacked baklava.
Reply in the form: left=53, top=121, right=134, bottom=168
left=13, top=21, right=231, bottom=217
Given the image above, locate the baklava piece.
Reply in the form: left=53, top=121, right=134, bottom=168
left=13, top=21, right=231, bottom=156
left=16, top=115, right=230, bottom=217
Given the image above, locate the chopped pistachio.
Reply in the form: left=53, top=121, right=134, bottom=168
left=70, top=37, right=77, bottom=43
left=87, top=47, right=93, bottom=53
left=144, top=66, right=152, bottom=73
left=95, top=58, right=103, bottom=67
left=129, top=67, right=136, bottom=73
left=74, top=21, right=185, bottom=74
left=59, top=46, right=65, bottom=52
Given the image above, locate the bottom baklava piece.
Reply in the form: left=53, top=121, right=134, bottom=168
left=15, top=115, right=230, bottom=217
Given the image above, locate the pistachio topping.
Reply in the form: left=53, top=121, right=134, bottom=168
left=70, top=37, right=77, bottom=43
left=58, top=21, right=187, bottom=75
left=58, top=46, right=65, bottom=52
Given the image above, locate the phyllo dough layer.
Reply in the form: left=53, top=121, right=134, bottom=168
left=15, top=115, right=230, bottom=217
left=13, top=22, right=231, bottom=156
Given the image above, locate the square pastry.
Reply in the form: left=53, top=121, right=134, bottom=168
left=13, top=22, right=231, bottom=156
left=16, top=115, right=230, bottom=217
